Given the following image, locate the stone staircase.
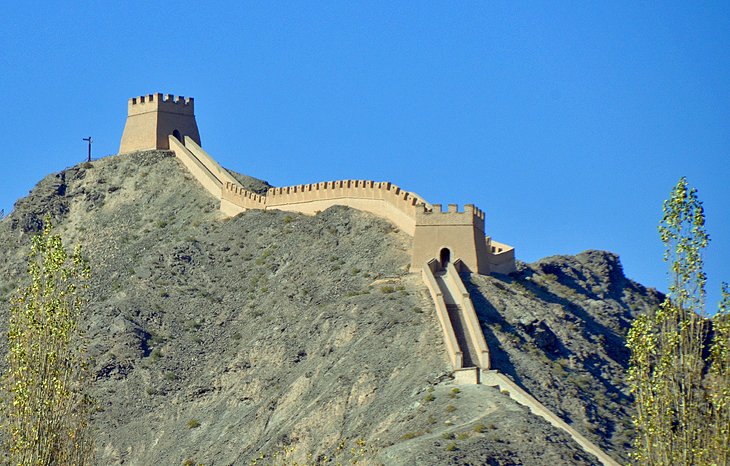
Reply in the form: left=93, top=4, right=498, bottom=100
left=422, top=259, right=620, bottom=466
left=435, top=269, right=480, bottom=369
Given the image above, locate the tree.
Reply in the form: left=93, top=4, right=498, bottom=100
left=1, top=218, right=94, bottom=465
left=627, top=177, right=730, bottom=465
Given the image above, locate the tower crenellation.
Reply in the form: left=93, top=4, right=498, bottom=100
left=127, top=93, right=195, bottom=117
left=418, top=204, right=485, bottom=230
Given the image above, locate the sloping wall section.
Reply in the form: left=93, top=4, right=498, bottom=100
left=224, top=179, right=423, bottom=236
left=168, top=134, right=515, bottom=274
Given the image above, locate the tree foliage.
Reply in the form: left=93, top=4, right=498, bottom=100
left=627, top=177, right=729, bottom=465
left=1, top=219, right=94, bottom=465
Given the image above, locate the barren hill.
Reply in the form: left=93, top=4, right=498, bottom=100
left=0, top=152, right=662, bottom=465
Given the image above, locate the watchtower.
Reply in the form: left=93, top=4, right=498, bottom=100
left=119, top=93, right=201, bottom=153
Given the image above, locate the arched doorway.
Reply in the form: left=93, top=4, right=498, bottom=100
left=172, top=129, right=182, bottom=142
left=440, top=248, right=451, bottom=268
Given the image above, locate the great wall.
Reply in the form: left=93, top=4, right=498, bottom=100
left=118, top=93, right=620, bottom=466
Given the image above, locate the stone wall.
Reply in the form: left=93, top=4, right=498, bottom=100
left=223, top=179, right=424, bottom=235
left=221, top=180, right=515, bottom=274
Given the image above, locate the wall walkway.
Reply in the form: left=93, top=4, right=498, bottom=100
left=423, top=259, right=490, bottom=372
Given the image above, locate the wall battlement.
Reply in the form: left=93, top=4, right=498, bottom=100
left=128, top=93, right=194, bottom=116
left=223, top=182, right=268, bottom=210
left=429, top=203, right=485, bottom=220
left=417, top=204, right=485, bottom=231
left=264, top=180, right=426, bottom=215
left=221, top=178, right=428, bottom=235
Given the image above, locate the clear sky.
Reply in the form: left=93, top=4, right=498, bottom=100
left=1, top=2, right=728, bottom=307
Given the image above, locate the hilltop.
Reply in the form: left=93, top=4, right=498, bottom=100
left=0, top=152, right=662, bottom=465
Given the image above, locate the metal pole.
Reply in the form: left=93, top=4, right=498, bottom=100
left=83, top=137, right=93, bottom=162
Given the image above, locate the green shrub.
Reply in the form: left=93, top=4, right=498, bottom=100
left=150, top=349, right=163, bottom=362
left=187, top=419, right=201, bottom=429
left=445, top=442, right=457, bottom=451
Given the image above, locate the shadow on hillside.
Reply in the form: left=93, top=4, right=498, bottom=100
left=505, top=269, right=631, bottom=405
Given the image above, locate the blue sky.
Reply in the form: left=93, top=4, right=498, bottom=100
left=1, top=2, right=728, bottom=307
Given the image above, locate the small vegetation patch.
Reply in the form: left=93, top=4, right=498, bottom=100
left=400, top=431, right=423, bottom=440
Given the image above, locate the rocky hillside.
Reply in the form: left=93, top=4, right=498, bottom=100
left=0, top=152, right=662, bottom=465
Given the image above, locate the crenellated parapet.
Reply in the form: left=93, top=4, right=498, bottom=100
left=417, top=204, right=485, bottom=230
left=128, top=93, right=194, bottom=116
left=220, top=179, right=428, bottom=235
left=222, top=182, right=268, bottom=211
left=265, top=180, right=426, bottom=216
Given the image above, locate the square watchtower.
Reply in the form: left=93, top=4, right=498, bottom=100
left=119, top=93, right=201, bottom=153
